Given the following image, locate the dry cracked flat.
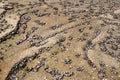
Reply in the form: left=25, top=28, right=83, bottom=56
left=0, top=0, right=120, bottom=80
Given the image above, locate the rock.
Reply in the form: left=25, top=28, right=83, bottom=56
left=25, top=67, right=33, bottom=72
left=34, top=20, right=46, bottom=25
left=0, top=68, right=1, bottom=72
left=46, top=46, right=52, bottom=51
left=5, top=56, right=34, bottom=79
left=52, top=51, right=58, bottom=56
left=92, top=29, right=101, bottom=39
left=38, top=47, right=45, bottom=54
left=87, top=59, right=96, bottom=68
left=111, top=44, right=118, bottom=51
left=45, top=67, right=59, bottom=76
left=52, top=74, right=64, bottom=80
left=76, top=66, right=84, bottom=72
left=110, top=77, right=116, bottom=80
left=44, top=65, right=49, bottom=71
left=61, top=71, right=74, bottom=77
left=99, top=42, right=107, bottom=52
left=18, top=73, right=26, bottom=79
left=82, top=52, right=88, bottom=60
left=58, top=36, right=66, bottom=42
left=60, top=45, right=66, bottom=52
left=58, top=43, right=66, bottom=52
left=33, top=57, right=46, bottom=72
left=0, top=56, right=3, bottom=60
left=99, top=61, right=106, bottom=68
left=110, top=67, right=118, bottom=75
left=97, top=69, right=107, bottom=79
left=7, top=75, right=18, bottom=80
left=78, top=37, right=86, bottom=41
left=68, top=36, right=73, bottom=40
left=79, top=27, right=84, bottom=33
left=64, top=57, right=72, bottom=64
left=3, top=4, right=14, bottom=10
left=51, top=24, right=62, bottom=30
left=75, top=53, right=81, bottom=58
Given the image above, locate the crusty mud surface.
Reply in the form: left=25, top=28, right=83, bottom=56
left=0, top=0, right=120, bottom=80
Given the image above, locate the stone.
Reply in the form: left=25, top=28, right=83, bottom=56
left=25, top=67, right=33, bottom=72
left=52, top=74, right=64, bottom=80
left=68, top=36, right=73, bottom=40
left=110, top=67, right=118, bottom=75
left=76, top=66, right=84, bottom=72
left=64, top=57, right=72, bottom=64
left=75, top=53, right=81, bottom=58
left=97, top=69, right=107, bottom=79
left=61, top=71, right=74, bottom=77
left=45, top=67, right=59, bottom=76
left=111, top=44, right=118, bottom=51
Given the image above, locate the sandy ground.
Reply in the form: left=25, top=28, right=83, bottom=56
left=0, top=0, right=120, bottom=80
